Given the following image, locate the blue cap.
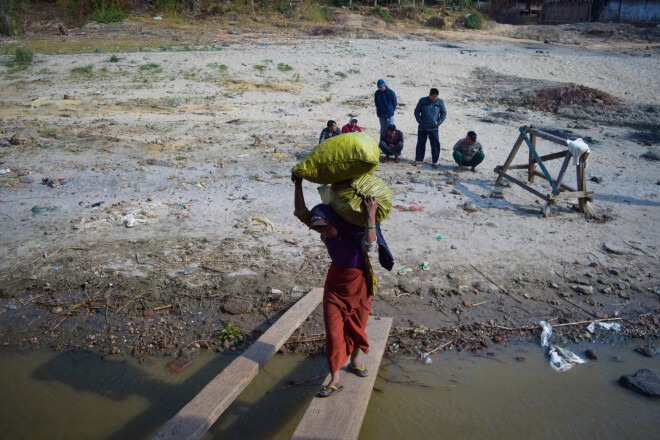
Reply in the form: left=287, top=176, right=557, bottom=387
left=377, top=79, right=386, bottom=88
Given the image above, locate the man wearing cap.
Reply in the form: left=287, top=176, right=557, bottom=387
left=379, top=124, right=404, bottom=163
left=374, top=79, right=397, bottom=135
left=319, top=120, right=341, bottom=144
left=341, top=117, right=362, bottom=133
left=414, top=88, right=447, bottom=169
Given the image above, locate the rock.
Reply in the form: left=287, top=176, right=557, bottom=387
left=142, top=309, right=154, bottom=317
left=200, top=341, right=210, bottom=349
left=19, top=175, right=34, bottom=183
left=167, top=356, right=192, bottom=373
left=479, top=339, right=489, bottom=348
left=270, top=288, right=283, bottom=300
left=516, top=356, right=525, bottom=362
left=51, top=306, right=63, bottom=314
left=604, top=242, right=628, bottom=255
left=223, top=298, right=253, bottom=315
left=575, top=285, right=593, bottom=295
left=635, top=345, right=657, bottom=358
left=10, top=129, right=38, bottom=145
left=110, top=347, right=119, bottom=355
left=586, top=349, right=598, bottom=360
left=463, top=300, right=473, bottom=307
left=398, top=278, right=423, bottom=295
left=640, top=150, right=660, bottom=161
left=462, top=202, right=479, bottom=213
left=618, top=369, right=660, bottom=398
left=450, top=188, right=460, bottom=195
left=486, top=221, right=498, bottom=227
left=590, top=176, right=603, bottom=183
left=493, top=335, right=503, bottom=343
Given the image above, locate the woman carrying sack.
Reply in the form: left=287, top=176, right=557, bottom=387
left=292, top=175, right=393, bottom=397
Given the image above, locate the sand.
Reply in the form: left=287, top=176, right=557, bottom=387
left=0, top=15, right=658, bottom=356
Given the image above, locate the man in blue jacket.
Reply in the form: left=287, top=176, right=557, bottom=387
left=374, top=79, right=397, bottom=135
left=414, top=88, right=447, bottom=169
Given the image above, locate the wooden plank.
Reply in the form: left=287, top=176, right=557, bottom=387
left=528, top=128, right=569, bottom=146
left=495, top=131, right=525, bottom=185
left=496, top=170, right=550, bottom=201
left=528, top=132, right=536, bottom=184
left=291, top=317, right=393, bottom=440
left=152, top=287, right=324, bottom=440
left=549, top=191, right=594, bottom=200
left=577, top=161, right=589, bottom=213
left=519, top=128, right=558, bottom=193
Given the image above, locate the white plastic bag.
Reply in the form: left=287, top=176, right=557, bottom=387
left=540, top=320, right=552, bottom=347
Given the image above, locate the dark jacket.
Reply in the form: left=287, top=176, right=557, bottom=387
left=414, top=96, right=447, bottom=131
left=380, top=130, right=404, bottom=146
left=374, top=88, right=397, bottom=118
left=319, top=128, right=340, bottom=144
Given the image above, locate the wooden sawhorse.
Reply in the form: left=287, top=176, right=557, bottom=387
left=494, top=126, right=593, bottom=216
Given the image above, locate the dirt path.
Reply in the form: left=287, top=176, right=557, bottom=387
left=0, top=17, right=658, bottom=360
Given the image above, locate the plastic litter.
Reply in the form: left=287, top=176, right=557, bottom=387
left=31, top=205, right=59, bottom=216
left=421, top=352, right=433, bottom=364
left=422, top=262, right=430, bottom=271
left=549, top=345, right=585, bottom=372
left=153, top=16, right=163, bottom=20
left=123, top=212, right=148, bottom=228
left=0, top=168, right=10, bottom=174
left=539, top=320, right=552, bottom=347
left=398, top=267, right=413, bottom=275
left=587, top=321, right=622, bottom=333
left=434, top=234, right=445, bottom=240
left=5, top=301, right=18, bottom=310
left=180, top=263, right=199, bottom=275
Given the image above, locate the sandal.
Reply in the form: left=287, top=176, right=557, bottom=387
left=349, top=364, right=369, bottom=377
left=395, top=156, right=401, bottom=163
left=383, top=155, right=390, bottom=163
left=432, top=163, right=439, bottom=169
left=317, top=385, right=343, bottom=397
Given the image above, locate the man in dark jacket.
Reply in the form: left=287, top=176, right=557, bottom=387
left=374, top=79, right=397, bottom=135
left=319, top=120, right=341, bottom=144
left=414, top=88, right=446, bottom=168
left=379, top=124, right=404, bottom=163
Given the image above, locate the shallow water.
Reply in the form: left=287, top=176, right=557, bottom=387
left=0, top=342, right=658, bottom=440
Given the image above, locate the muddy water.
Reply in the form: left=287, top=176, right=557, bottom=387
left=0, top=342, right=658, bottom=440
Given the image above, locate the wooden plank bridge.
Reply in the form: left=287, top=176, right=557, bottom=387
left=151, top=287, right=392, bottom=440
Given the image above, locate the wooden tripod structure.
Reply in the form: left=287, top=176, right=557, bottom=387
left=494, top=126, right=593, bottom=216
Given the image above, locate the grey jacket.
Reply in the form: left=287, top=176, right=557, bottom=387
left=453, top=139, right=483, bottom=161
left=414, top=96, right=447, bottom=131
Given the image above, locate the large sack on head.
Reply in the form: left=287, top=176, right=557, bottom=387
left=318, top=174, right=392, bottom=226
left=292, top=133, right=379, bottom=184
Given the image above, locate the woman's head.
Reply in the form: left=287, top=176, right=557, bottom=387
left=310, top=210, right=339, bottom=238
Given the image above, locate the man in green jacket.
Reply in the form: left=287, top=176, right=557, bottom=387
left=452, top=131, right=485, bottom=172
left=414, top=88, right=446, bottom=169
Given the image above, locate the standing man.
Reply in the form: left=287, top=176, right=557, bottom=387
left=452, top=131, right=484, bottom=172
left=374, top=79, right=397, bottom=135
left=319, top=120, right=341, bottom=144
left=414, top=88, right=446, bottom=169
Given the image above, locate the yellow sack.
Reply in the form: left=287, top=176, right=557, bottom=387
left=318, top=174, right=392, bottom=226
left=292, top=133, right=379, bottom=184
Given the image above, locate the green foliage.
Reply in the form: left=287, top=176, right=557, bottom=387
left=334, top=71, right=346, bottom=79
left=450, top=0, right=470, bottom=11
left=254, top=64, right=267, bottom=72
left=140, top=62, right=161, bottom=71
left=465, top=11, right=483, bottom=29
left=14, top=48, right=34, bottom=67
left=208, top=63, right=228, bottom=73
left=218, top=322, right=242, bottom=341
left=370, top=5, right=394, bottom=23
left=277, top=62, right=293, bottom=72
left=89, top=1, right=126, bottom=24
left=108, top=54, right=119, bottom=62
left=71, top=64, right=93, bottom=74
left=301, top=1, right=330, bottom=23
left=175, top=155, right=186, bottom=160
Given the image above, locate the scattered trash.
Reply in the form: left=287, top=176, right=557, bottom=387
left=53, top=266, right=61, bottom=271
left=0, top=168, right=10, bottom=174
left=180, top=263, right=199, bottom=275
left=153, top=16, right=163, bottom=21
left=540, top=320, right=552, bottom=347
left=549, top=345, right=585, bottom=372
left=587, top=321, right=622, bottom=333
left=42, top=177, right=66, bottom=188
left=5, top=301, right=18, bottom=310
left=31, top=205, right=59, bottom=216
left=123, top=212, right=148, bottom=228
left=291, top=285, right=305, bottom=298
left=420, top=352, right=433, bottom=364
left=421, top=262, right=430, bottom=271
left=434, top=234, right=445, bottom=240
left=392, top=202, right=424, bottom=212
left=90, top=201, right=104, bottom=208
left=398, top=267, right=413, bottom=275
left=252, top=216, right=277, bottom=231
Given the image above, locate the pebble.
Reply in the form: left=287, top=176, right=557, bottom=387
left=635, top=345, right=656, bottom=358
left=575, top=284, right=593, bottom=295
left=463, top=202, right=479, bottom=213
left=223, top=298, right=253, bottom=315
left=586, top=349, right=598, bottom=360
left=604, top=242, right=628, bottom=255
left=590, top=176, right=603, bottom=183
